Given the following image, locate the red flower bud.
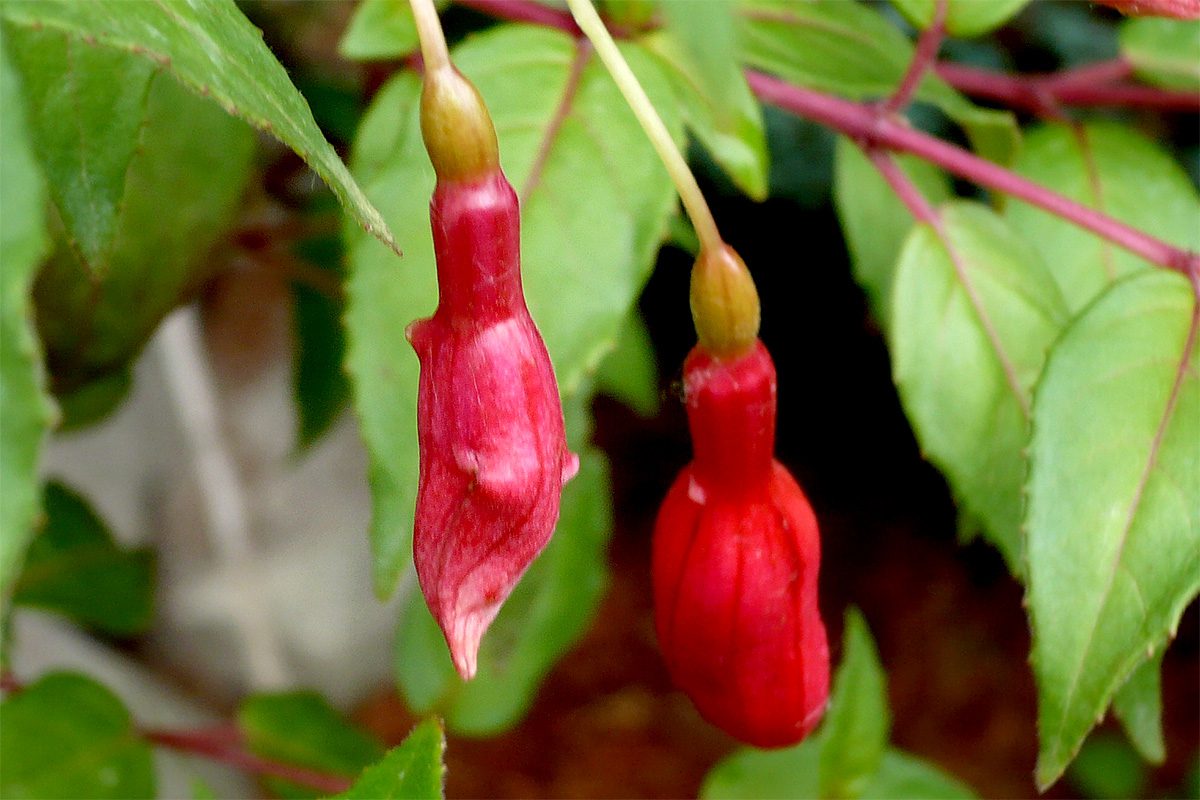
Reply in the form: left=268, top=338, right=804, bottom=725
left=407, top=169, right=577, bottom=681
left=653, top=341, right=829, bottom=748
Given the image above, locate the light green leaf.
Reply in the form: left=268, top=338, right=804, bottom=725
left=0, top=672, right=155, bottom=799
left=819, top=609, right=889, bottom=800
left=833, top=136, right=953, bottom=323
left=891, top=0, right=1030, bottom=37
left=395, top=445, right=611, bottom=734
left=594, top=312, right=659, bottom=416
left=861, top=751, right=976, bottom=799
left=735, top=0, right=1018, bottom=164
left=1028, top=270, right=1199, bottom=789
left=645, top=0, right=768, bottom=198
left=339, top=0, right=423, bottom=60
left=346, top=25, right=678, bottom=593
left=0, top=0, right=399, bottom=255
left=0, top=29, right=53, bottom=603
left=1119, top=18, right=1200, bottom=92
left=334, top=718, right=445, bottom=800
left=12, top=481, right=153, bottom=636
left=1112, top=648, right=1165, bottom=765
left=1004, top=121, right=1200, bottom=315
left=702, top=738, right=824, bottom=799
left=239, top=692, right=383, bottom=799
left=891, top=202, right=1069, bottom=575
left=4, top=25, right=255, bottom=397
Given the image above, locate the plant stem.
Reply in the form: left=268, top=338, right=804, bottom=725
left=746, top=70, right=1199, bottom=276
left=883, top=0, right=947, bottom=114
left=866, top=150, right=937, bottom=224
left=454, top=0, right=1199, bottom=276
left=564, top=0, right=724, bottom=255
left=936, top=61, right=1200, bottom=113
left=144, top=726, right=353, bottom=795
left=409, top=0, right=450, bottom=72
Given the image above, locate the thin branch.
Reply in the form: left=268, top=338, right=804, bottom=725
left=746, top=70, right=1200, bottom=277
left=145, top=727, right=353, bottom=795
left=866, top=149, right=938, bottom=223
left=409, top=0, right=450, bottom=72
left=458, top=0, right=581, bottom=34
left=883, top=0, right=948, bottom=114
left=935, top=61, right=1200, bottom=113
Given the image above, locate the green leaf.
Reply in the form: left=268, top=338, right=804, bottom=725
left=891, top=202, right=1069, bottom=575
left=735, top=0, right=1018, bottom=165
left=238, top=691, right=384, bottom=799
left=702, top=738, right=824, bottom=799
left=1027, top=270, right=1199, bottom=789
left=1119, top=18, right=1200, bottom=92
left=3, top=25, right=256, bottom=396
left=891, top=0, right=1030, bottom=38
left=0, top=29, right=53, bottom=603
left=346, top=25, right=678, bottom=593
left=0, top=0, right=399, bottom=256
left=395, top=445, right=612, bottom=734
left=292, top=235, right=350, bottom=451
left=12, top=482, right=153, bottom=636
left=833, top=136, right=953, bottom=323
left=594, top=312, right=659, bottom=416
left=1112, top=648, right=1165, bottom=764
left=0, top=672, right=155, bottom=799
left=334, top=718, right=444, bottom=800
left=819, top=610, right=890, bottom=800
left=644, top=0, right=768, bottom=198
left=860, top=751, right=976, bottom=799
left=1067, top=732, right=1147, bottom=800
left=1004, top=121, right=1200, bottom=315
left=339, top=0, right=421, bottom=60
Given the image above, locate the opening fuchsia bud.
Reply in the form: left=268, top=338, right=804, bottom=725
left=653, top=341, right=830, bottom=748
left=410, top=59, right=577, bottom=681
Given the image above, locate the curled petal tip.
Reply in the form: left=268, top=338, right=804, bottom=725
left=444, top=601, right=502, bottom=681
left=562, top=451, right=580, bottom=484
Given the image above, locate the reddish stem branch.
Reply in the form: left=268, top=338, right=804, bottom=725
left=746, top=70, right=1199, bottom=276
left=936, top=61, right=1200, bottom=113
left=145, top=727, right=353, bottom=794
left=883, top=0, right=948, bottom=114
left=867, top=150, right=938, bottom=224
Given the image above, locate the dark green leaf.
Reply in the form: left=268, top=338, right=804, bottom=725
left=833, top=136, right=952, bottom=323
left=594, top=312, right=659, bottom=416
left=55, top=369, right=132, bottom=432
left=13, top=482, right=153, bottom=636
left=0, top=672, right=155, bottom=799
left=395, top=445, right=611, bottom=734
left=3, top=25, right=256, bottom=397
left=238, top=691, right=384, bottom=799
left=1004, top=122, right=1200, bottom=315
left=735, top=0, right=1018, bottom=164
left=891, top=202, right=1068, bottom=575
left=334, top=718, right=445, bottom=800
left=0, top=0, right=399, bottom=255
left=0, top=29, right=53, bottom=602
left=1028, top=270, right=1198, bottom=789
left=819, top=609, right=889, bottom=800
left=292, top=240, right=350, bottom=450
left=891, top=0, right=1030, bottom=37
left=1112, top=648, right=1165, bottom=764
left=1119, top=18, right=1200, bottom=92
left=645, top=0, right=768, bottom=198
left=346, top=26, right=678, bottom=593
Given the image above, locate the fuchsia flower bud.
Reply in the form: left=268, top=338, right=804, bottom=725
left=653, top=340, right=829, bottom=748
left=409, top=67, right=577, bottom=680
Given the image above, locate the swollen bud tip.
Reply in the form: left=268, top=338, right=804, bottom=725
left=420, top=66, right=500, bottom=182
left=690, top=245, right=761, bottom=358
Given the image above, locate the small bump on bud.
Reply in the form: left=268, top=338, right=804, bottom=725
left=420, top=66, right=500, bottom=182
left=690, top=244, right=761, bottom=358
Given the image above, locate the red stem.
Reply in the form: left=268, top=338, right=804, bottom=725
left=144, top=727, right=353, bottom=795
left=867, top=150, right=938, bottom=224
left=936, top=61, right=1200, bottom=113
left=883, top=0, right=948, bottom=114
left=746, top=70, right=1199, bottom=277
